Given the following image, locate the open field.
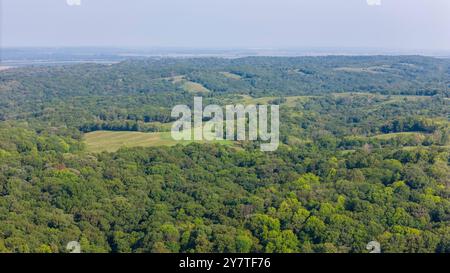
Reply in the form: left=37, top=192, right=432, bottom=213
left=343, top=132, right=429, bottom=142
left=370, top=132, right=427, bottom=140
left=331, top=92, right=433, bottom=100
left=181, top=81, right=210, bottom=93
left=162, top=75, right=210, bottom=93
left=220, top=71, right=242, bottom=80
left=84, top=131, right=174, bottom=152
left=333, top=65, right=400, bottom=74
left=84, top=130, right=232, bottom=153
left=238, top=95, right=315, bottom=107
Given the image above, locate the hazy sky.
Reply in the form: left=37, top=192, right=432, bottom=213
left=2, top=0, right=450, bottom=50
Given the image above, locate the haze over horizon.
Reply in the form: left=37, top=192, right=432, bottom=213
left=1, top=0, right=450, bottom=52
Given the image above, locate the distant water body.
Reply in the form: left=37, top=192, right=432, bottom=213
left=1, top=47, right=449, bottom=68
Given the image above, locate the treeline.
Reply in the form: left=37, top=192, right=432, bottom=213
left=381, top=117, right=438, bottom=134
left=79, top=120, right=168, bottom=133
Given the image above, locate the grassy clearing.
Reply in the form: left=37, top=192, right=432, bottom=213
left=84, top=129, right=232, bottom=153
left=333, top=65, right=399, bottom=74
left=370, top=132, right=426, bottom=140
left=402, top=145, right=450, bottom=151
left=220, top=72, right=242, bottom=80
left=168, top=75, right=186, bottom=83
left=331, top=92, right=433, bottom=101
left=238, top=95, right=314, bottom=107
left=84, top=131, right=171, bottom=152
left=181, top=81, right=210, bottom=93
left=162, top=75, right=210, bottom=93
left=344, top=132, right=427, bottom=142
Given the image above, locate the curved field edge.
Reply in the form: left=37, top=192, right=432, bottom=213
left=84, top=130, right=232, bottom=153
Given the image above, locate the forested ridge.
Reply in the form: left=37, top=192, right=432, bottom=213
left=0, top=56, right=449, bottom=253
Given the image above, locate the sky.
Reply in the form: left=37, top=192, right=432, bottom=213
left=1, top=0, right=450, bottom=51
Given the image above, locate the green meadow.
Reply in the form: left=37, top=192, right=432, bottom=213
left=84, top=129, right=232, bottom=153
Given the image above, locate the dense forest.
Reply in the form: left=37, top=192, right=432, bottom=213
left=0, top=56, right=449, bottom=253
